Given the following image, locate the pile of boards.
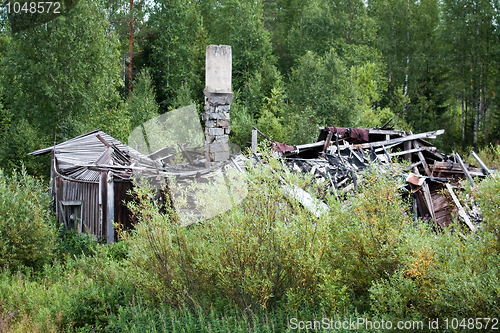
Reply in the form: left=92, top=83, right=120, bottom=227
left=252, top=125, right=494, bottom=233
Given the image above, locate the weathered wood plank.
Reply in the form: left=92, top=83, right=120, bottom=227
left=106, top=171, right=114, bottom=243
left=471, top=151, right=491, bottom=175
left=445, top=183, right=476, bottom=232
left=422, top=181, right=436, bottom=222
left=414, top=141, right=431, bottom=176
left=354, top=129, right=445, bottom=149
left=454, top=153, right=475, bottom=187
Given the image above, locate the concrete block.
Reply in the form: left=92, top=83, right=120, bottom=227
left=205, top=45, right=232, bottom=93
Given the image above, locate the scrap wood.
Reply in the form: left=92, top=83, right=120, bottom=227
left=353, top=129, right=445, bottom=149
left=454, top=152, right=475, bottom=187
left=258, top=124, right=491, bottom=233
left=470, top=151, right=491, bottom=175
left=445, top=183, right=476, bottom=232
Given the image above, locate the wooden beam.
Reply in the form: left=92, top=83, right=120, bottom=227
left=445, top=183, right=476, bottom=232
left=295, top=141, right=326, bottom=150
left=323, top=131, right=333, bottom=153
left=177, top=141, right=194, bottom=165
left=454, top=153, right=475, bottom=187
left=470, top=151, right=491, bottom=175
left=389, top=147, right=437, bottom=157
left=354, top=129, right=445, bottom=149
left=422, top=181, right=436, bottom=222
left=414, top=141, right=432, bottom=176
left=252, top=126, right=272, bottom=141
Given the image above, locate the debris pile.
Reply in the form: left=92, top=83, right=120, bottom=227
left=252, top=125, right=493, bottom=233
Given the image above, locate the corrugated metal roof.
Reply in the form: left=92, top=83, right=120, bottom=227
left=29, top=130, right=160, bottom=182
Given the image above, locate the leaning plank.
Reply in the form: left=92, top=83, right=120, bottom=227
left=252, top=126, right=272, bottom=141
left=414, top=141, right=432, bottom=176
left=454, top=153, right=475, bottom=187
left=470, top=151, right=491, bottom=175
left=177, top=141, right=194, bottom=165
left=354, top=129, right=445, bottom=149
left=445, top=183, right=476, bottom=232
left=422, top=181, right=436, bottom=222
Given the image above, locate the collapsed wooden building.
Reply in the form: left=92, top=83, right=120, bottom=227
left=254, top=125, right=494, bottom=233
left=29, top=130, right=162, bottom=242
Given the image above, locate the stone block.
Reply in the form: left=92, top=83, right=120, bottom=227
left=211, top=151, right=230, bottom=162
left=217, top=119, right=230, bottom=127
left=207, top=127, right=224, bottom=136
left=214, top=135, right=229, bottom=143
left=209, top=142, right=229, bottom=153
left=205, top=119, right=217, bottom=127
left=206, top=134, right=216, bottom=143
left=205, top=45, right=231, bottom=93
left=208, top=112, right=222, bottom=120
left=224, top=126, right=231, bottom=134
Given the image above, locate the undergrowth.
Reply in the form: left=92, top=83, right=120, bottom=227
left=1, top=153, right=500, bottom=332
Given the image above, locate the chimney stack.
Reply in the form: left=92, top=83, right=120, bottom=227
left=203, top=45, right=232, bottom=165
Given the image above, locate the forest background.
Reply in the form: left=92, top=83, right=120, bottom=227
left=1, top=0, right=500, bottom=175
left=2, top=1, right=500, bottom=331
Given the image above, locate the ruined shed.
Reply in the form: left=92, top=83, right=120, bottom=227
left=29, top=130, right=161, bottom=242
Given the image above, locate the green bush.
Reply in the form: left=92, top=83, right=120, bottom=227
left=56, top=229, right=99, bottom=260
left=324, top=168, right=412, bottom=310
left=369, top=175, right=500, bottom=320
left=124, top=151, right=348, bottom=312
left=0, top=167, right=57, bottom=270
left=370, top=225, right=500, bottom=320
left=473, top=174, right=500, bottom=248
left=0, top=244, right=136, bottom=332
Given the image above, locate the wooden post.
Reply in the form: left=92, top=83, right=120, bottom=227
left=251, top=129, right=257, bottom=153
left=106, top=171, right=115, bottom=243
left=99, top=172, right=106, bottom=240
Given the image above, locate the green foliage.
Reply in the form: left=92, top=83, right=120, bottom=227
left=288, top=50, right=356, bottom=129
left=124, top=151, right=347, bottom=312
left=0, top=243, right=135, bottom=332
left=139, top=0, right=201, bottom=111
left=325, top=168, right=411, bottom=310
left=0, top=167, right=57, bottom=270
left=370, top=224, right=500, bottom=319
left=56, top=229, right=99, bottom=260
left=473, top=174, right=500, bottom=248
left=228, top=100, right=255, bottom=148
left=125, top=69, right=160, bottom=133
left=0, top=0, right=127, bottom=172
